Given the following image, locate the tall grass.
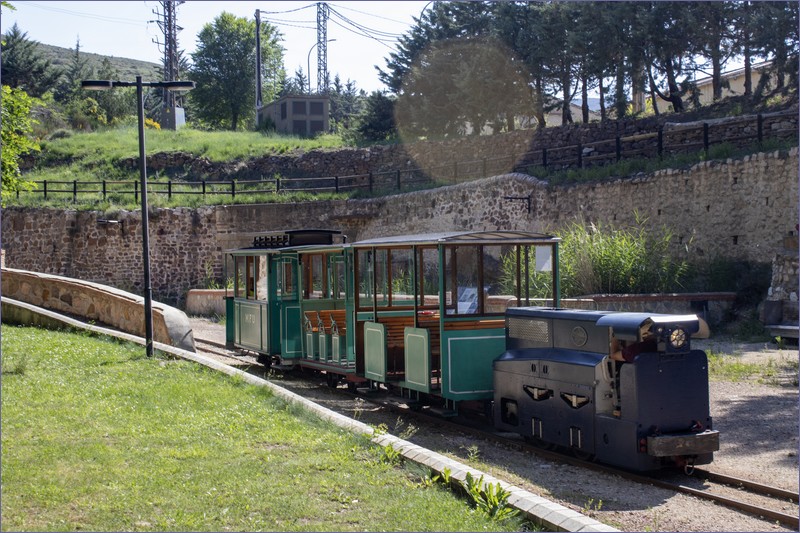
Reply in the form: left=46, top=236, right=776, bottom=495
left=1, top=325, right=529, bottom=532
left=556, top=213, right=689, bottom=296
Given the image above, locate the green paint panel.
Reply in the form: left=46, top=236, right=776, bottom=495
left=236, top=301, right=264, bottom=352
left=441, top=328, right=505, bottom=401
left=364, top=322, right=387, bottom=382
left=319, top=332, right=330, bottom=362
left=404, top=327, right=431, bottom=393
left=305, top=330, right=318, bottom=359
left=282, top=304, right=303, bottom=359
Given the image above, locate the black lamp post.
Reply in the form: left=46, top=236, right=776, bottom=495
left=81, top=77, right=194, bottom=356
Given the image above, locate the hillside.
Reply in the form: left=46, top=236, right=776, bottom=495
left=36, top=42, right=161, bottom=81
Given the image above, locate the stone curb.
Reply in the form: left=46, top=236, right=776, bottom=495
left=2, top=298, right=619, bottom=532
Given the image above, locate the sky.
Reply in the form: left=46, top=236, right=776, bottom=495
left=0, top=1, right=430, bottom=93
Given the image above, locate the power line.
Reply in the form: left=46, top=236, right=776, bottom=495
left=14, top=1, right=146, bottom=26
left=328, top=2, right=416, bottom=27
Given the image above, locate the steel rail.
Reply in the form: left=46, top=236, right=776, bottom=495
left=693, top=468, right=799, bottom=503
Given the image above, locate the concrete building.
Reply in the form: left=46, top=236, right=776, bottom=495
left=259, top=95, right=330, bottom=137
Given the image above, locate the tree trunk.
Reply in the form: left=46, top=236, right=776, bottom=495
left=581, top=76, right=589, bottom=123
left=598, top=78, right=606, bottom=121
left=615, top=62, right=626, bottom=119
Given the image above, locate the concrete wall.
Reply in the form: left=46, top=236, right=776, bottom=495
left=1, top=268, right=195, bottom=351
left=2, top=148, right=797, bottom=307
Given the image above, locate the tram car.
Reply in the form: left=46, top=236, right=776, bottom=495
left=494, top=307, right=719, bottom=471
left=225, top=228, right=719, bottom=472
left=226, top=229, right=561, bottom=400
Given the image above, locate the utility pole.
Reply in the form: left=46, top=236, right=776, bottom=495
left=151, top=0, right=185, bottom=129
left=316, top=2, right=330, bottom=94
left=255, top=9, right=263, bottom=127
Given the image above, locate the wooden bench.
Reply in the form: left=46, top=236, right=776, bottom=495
left=320, top=309, right=347, bottom=337
left=304, top=311, right=322, bottom=332
left=319, top=309, right=348, bottom=364
left=377, top=315, right=415, bottom=349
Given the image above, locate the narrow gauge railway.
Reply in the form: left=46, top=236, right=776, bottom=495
left=223, top=228, right=718, bottom=473
left=191, top=335, right=799, bottom=530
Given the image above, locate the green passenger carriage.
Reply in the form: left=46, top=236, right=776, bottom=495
left=226, top=229, right=562, bottom=411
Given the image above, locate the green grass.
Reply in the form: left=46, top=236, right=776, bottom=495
left=706, top=349, right=799, bottom=386
left=37, top=126, right=346, bottom=166
left=1, top=326, right=529, bottom=531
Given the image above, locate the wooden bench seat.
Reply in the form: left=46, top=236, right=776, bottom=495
left=321, top=309, right=347, bottom=337
left=304, top=311, right=322, bottom=332
left=377, top=316, right=414, bottom=348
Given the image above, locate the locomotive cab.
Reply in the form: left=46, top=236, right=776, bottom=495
left=494, top=307, right=719, bottom=472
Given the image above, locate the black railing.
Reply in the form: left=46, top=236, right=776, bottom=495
left=16, top=110, right=797, bottom=203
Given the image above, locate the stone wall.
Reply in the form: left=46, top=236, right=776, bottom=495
left=1, top=148, right=796, bottom=307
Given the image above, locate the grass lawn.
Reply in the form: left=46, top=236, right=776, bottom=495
left=1, top=326, right=528, bottom=531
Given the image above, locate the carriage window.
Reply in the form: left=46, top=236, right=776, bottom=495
left=234, top=256, right=246, bottom=298
left=357, top=249, right=389, bottom=308
left=303, top=254, right=326, bottom=299
left=331, top=256, right=346, bottom=300
left=282, top=258, right=296, bottom=299
left=389, top=248, right=413, bottom=307
left=233, top=256, right=258, bottom=300
left=255, top=257, right=268, bottom=300
left=502, top=245, right=555, bottom=308
left=445, top=245, right=480, bottom=315
left=417, top=247, right=439, bottom=309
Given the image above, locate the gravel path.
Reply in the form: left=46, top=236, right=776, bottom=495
left=189, top=318, right=799, bottom=532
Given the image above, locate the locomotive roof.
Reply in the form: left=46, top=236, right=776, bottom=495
left=350, top=230, right=560, bottom=247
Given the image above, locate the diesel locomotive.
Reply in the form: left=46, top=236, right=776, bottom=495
left=224, top=229, right=719, bottom=472
left=494, top=307, right=719, bottom=472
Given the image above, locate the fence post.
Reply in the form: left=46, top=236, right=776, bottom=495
left=703, top=122, right=710, bottom=155
left=202, top=180, right=206, bottom=197
left=334, top=176, right=339, bottom=193
left=276, top=177, right=281, bottom=193
left=757, top=113, right=763, bottom=143
left=43, top=180, right=48, bottom=200
left=396, top=170, right=401, bottom=191
left=657, top=127, right=663, bottom=159
left=231, top=180, right=236, bottom=198
left=73, top=180, right=78, bottom=203
left=102, top=180, right=107, bottom=200
left=577, top=144, right=583, bottom=168
left=135, top=180, right=139, bottom=204
left=542, top=148, right=547, bottom=168
left=168, top=180, right=172, bottom=200
left=616, top=136, right=622, bottom=162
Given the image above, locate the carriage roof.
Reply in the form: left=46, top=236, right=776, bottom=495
left=349, top=230, right=560, bottom=247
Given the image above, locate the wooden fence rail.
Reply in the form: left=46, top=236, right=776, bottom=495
left=17, top=110, right=797, bottom=203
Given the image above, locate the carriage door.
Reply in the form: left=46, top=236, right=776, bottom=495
left=280, top=255, right=303, bottom=360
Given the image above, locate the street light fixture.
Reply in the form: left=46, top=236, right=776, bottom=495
left=306, top=39, right=336, bottom=94
left=81, top=76, right=194, bottom=356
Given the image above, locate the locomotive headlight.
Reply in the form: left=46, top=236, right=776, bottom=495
left=669, top=328, right=688, bottom=349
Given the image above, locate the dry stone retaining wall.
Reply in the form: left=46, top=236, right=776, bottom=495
left=1, top=148, right=796, bottom=306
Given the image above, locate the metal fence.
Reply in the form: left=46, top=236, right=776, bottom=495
left=17, top=110, right=797, bottom=204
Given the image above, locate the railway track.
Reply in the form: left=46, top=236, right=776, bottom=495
left=192, top=339, right=799, bottom=530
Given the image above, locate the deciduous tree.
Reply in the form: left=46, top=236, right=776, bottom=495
left=189, top=12, right=284, bottom=130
